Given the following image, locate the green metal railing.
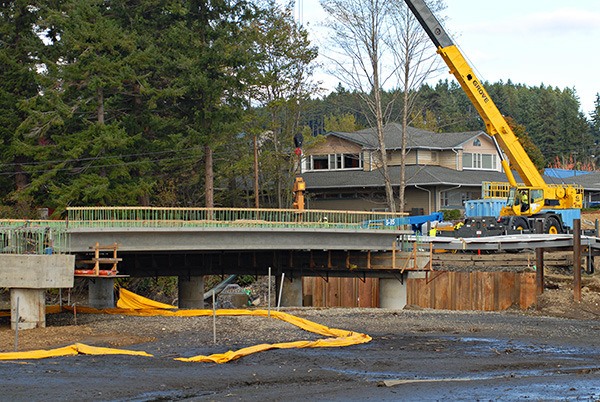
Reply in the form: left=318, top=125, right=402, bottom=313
left=0, top=225, right=70, bottom=255
left=66, top=206, right=409, bottom=230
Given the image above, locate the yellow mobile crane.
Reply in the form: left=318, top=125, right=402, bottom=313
left=404, top=0, right=583, bottom=234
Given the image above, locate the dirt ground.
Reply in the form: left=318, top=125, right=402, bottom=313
left=1, top=306, right=600, bottom=401
left=581, top=210, right=600, bottom=230
left=2, top=271, right=600, bottom=402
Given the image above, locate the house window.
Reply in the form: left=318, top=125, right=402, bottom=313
left=302, top=157, right=311, bottom=171
left=344, top=154, right=360, bottom=168
left=482, top=154, right=496, bottom=170
left=473, top=138, right=481, bottom=146
left=461, top=191, right=480, bottom=204
left=304, top=153, right=363, bottom=171
left=329, top=154, right=337, bottom=169
left=463, top=152, right=496, bottom=170
left=440, top=191, right=449, bottom=207
left=312, top=155, right=329, bottom=170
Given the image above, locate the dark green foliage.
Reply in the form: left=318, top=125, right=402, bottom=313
left=0, top=1, right=48, bottom=210
left=440, top=209, right=461, bottom=221
left=0, top=0, right=306, bottom=212
left=236, top=275, right=256, bottom=287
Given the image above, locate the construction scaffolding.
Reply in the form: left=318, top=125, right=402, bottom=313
left=0, top=225, right=70, bottom=255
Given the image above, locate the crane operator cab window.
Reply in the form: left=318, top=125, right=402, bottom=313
left=518, top=189, right=530, bottom=213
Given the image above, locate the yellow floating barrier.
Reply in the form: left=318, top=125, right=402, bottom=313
left=0, top=288, right=371, bottom=363
left=0, top=343, right=153, bottom=361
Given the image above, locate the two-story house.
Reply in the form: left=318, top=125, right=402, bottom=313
left=300, top=123, right=512, bottom=214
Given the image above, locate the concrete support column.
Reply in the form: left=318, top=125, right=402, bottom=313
left=178, top=275, right=204, bottom=309
left=379, top=276, right=407, bottom=309
left=279, top=277, right=303, bottom=307
left=1, top=254, right=74, bottom=331
left=10, top=288, right=45, bottom=330
left=88, top=278, right=115, bottom=309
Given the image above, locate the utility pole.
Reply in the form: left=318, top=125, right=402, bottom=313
left=254, top=135, right=260, bottom=208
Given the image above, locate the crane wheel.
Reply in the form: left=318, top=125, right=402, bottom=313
left=543, top=216, right=562, bottom=234
left=513, top=217, right=528, bottom=232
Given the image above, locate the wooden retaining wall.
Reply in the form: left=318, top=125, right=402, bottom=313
left=433, top=251, right=576, bottom=271
left=302, top=277, right=379, bottom=307
left=303, top=271, right=536, bottom=310
left=407, top=271, right=536, bottom=311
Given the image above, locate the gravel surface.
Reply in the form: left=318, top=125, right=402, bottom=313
left=1, top=306, right=600, bottom=401
left=0, top=210, right=598, bottom=400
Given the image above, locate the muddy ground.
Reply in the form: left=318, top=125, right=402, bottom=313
left=0, top=212, right=599, bottom=401
left=1, top=298, right=600, bottom=401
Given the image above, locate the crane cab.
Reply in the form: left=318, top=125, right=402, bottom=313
left=502, top=187, right=545, bottom=217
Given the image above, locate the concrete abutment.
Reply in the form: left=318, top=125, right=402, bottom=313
left=379, top=274, right=408, bottom=309
left=279, top=277, right=303, bottom=307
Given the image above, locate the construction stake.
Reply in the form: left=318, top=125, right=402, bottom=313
left=574, top=219, right=582, bottom=302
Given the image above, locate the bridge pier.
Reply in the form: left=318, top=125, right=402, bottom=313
left=0, top=254, right=74, bottom=330
left=10, top=288, right=46, bottom=330
left=178, top=275, right=204, bottom=309
left=88, top=278, right=115, bottom=309
left=379, top=275, right=408, bottom=309
left=278, top=277, right=303, bottom=307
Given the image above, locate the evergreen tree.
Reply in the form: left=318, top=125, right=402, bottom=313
left=324, top=113, right=358, bottom=132
left=589, top=93, right=600, bottom=164
left=0, top=1, right=47, bottom=216
left=16, top=0, right=157, bottom=210
left=155, top=0, right=259, bottom=208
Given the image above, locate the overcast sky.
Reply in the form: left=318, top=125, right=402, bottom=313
left=295, top=0, right=600, bottom=116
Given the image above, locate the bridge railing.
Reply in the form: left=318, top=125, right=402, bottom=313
left=66, top=207, right=409, bottom=230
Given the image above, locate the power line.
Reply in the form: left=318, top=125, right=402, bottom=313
left=0, top=154, right=202, bottom=177
left=0, top=148, right=200, bottom=168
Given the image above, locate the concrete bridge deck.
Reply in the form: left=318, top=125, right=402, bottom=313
left=66, top=226, right=408, bottom=253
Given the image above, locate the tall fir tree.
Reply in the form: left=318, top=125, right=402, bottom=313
left=0, top=1, right=47, bottom=216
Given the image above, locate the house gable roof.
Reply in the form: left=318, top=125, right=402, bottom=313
left=555, top=171, right=600, bottom=191
left=328, top=123, right=486, bottom=151
left=302, top=165, right=513, bottom=189
left=302, top=165, right=600, bottom=192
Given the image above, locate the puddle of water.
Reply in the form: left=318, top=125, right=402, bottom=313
left=323, top=360, right=600, bottom=384
left=126, top=389, right=216, bottom=402
left=449, top=336, right=595, bottom=359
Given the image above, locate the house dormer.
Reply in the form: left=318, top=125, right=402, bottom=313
left=301, top=135, right=364, bottom=172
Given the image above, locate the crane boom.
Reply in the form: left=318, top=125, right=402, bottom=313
left=404, top=0, right=543, bottom=188
left=404, top=0, right=582, bottom=226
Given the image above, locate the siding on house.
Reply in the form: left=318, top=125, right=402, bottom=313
left=309, top=136, right=362, bottom=155
left=309, top=197, right=389, bottom=212
left=388, top=150, right=418, bottom=165
left=439, top=149, right=460, bottom=170
left=462, top=136, right=496, bottom=154
left=417, top=149, right=436, bottom=165
left=404, top=188, right=431, bottom=214
left=363, top=150, right=376, bottom=171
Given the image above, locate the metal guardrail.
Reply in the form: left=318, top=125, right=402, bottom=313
left=65, top=207, right=409, bottom=230
left=0, top=225, right=70, bottom=255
